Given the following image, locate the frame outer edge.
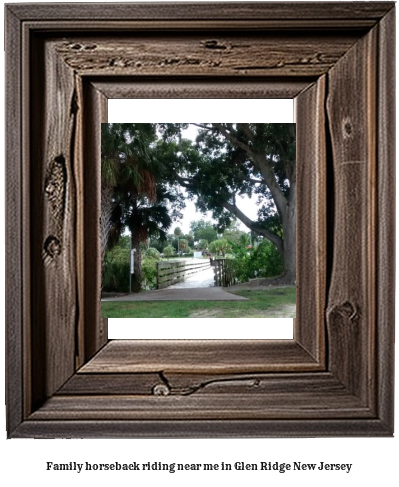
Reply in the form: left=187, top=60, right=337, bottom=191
left=12, top=418, right=393, bottom=439
left=5, top=2, right=395, bottom=21
left=5, top=2, right=396, bottom=438
left=377, top=7, right=395, bottom=433
left=5, top=6, right=24, bottom=437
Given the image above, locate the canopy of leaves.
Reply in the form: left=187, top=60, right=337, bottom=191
left=209, top=239, right=232, bottom=257
left=189, top=219, right=218, bottom=244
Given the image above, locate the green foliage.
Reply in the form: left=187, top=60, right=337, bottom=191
left=102, top=123, right=296, bottom=288
left=102, top=244, right=130, bottom=293
left=189, top=219, right=218, bottom=244
left=184, top=233, right=195, bottom=247
left=101, top=287, right=296, bottom=318
left=222, top=224, right=249, bottom=247
left=230, top=239, right=284, bottom=282
left=163, top=245, right=175, bottom=258
left=141, top=258, right=158, bottom=290
left=103, top=239, right=161, bottom=292
left=197, top=239, right=209, bottom=250
left=177, top=238, right=188, bottom=252
left=209, top=239, right=232, bottom=257
left=145, top=247, right=161, bottom=259
left=173, top=226, right=183, bottom=237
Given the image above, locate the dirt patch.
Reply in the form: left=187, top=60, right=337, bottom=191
left=224, top=279, right=295, bottom=292
left=189, top=309, right=226, bottom=318
left=261, top=303, right=296, bottom=318
left=189, top=303, right=296, bottom=319
left=101, top=292, right=130, bottom=299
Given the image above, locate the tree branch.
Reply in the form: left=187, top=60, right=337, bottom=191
left=237, top=123, right=255, bottom=142
left=213, top=123, right=287, bottom=217
left=175, top=174, right=194, bottom=189
left=223, top=201, right=283, bottom=254
left=212, top=123, right=255, bottom=156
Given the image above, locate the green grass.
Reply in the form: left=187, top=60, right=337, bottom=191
left=101, top=287, right=296, bottom=318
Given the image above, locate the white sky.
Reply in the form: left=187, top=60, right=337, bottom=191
left=108, top=102, right=294, bottom=236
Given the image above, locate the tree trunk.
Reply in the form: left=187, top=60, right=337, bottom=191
left=280, top=183, right=296, bottom=284
left=131, top=232, right=142, bottom=293
left=100, top=184, right=114, bottom=289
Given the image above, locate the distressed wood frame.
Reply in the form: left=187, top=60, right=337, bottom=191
left=5, top=2, right=395, bottom=438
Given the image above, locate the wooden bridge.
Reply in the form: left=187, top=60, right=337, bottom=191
left=157, top=258, right=237, bottom=289
left=101, top=258, right=244, bottom=302
left=156, top=259, right=211, bottom=289
left=101, top=259, right=246, bottom=301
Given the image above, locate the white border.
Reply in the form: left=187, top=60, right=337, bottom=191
left=108, top=100, right=294, bottom=339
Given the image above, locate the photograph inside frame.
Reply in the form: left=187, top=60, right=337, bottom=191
left=101, top=122, right=296, bottom=322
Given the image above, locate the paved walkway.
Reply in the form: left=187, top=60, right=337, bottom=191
left=101, top=287, right=247, bottom=302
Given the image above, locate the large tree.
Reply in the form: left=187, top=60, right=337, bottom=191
left=174, top=123, right=296, bottom=283
left=119, top=185, right=177, bottom=292
left=102, top=123, right=184, bottom=292
left=101, top=123, right=157, bottom=269
left=189, top=219, right=218, bottom=244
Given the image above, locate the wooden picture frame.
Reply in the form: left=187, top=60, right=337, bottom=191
left=5, top=2, right=395, bottom=438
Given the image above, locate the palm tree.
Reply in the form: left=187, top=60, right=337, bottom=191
left=114, top=184, right=176, bottom=292
left=101, top=123, right=157, bottom=274
left=174, top=226, right=183, bottom=254
left=101, top=123, right=122, bottom=273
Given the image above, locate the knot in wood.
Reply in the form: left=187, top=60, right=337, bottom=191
left=44, top=236, right=61, bottom=257
left=342, top=118, right=353, bottom=138
left=201, top=39, right=227, bottom=50
left=152, top=383, right=170, bottom=396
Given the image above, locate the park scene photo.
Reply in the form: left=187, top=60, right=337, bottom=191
left=101, top=123, right=296, bottom=319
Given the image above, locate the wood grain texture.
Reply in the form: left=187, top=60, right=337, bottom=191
left=96, top=78, right=323, bottom=364
left=295, top=76, right=326, bottom=363
left=61, top=371, right=352, bottom=397
left=30, top=37, right=78, bottom=408
left=81, top=81, right=108, bottom=363
left=54, top=34, right=360, bottom=78
left=5, top=2, right=395, bottom=438
left=79, top=340, right=322, bottom=374
left=376, top=7, right=395, bottom=432
left=13, top=418, right=391, bottom=439
left=29, top=393, right=371, bottom=421
left=5, top=5, right=24, bottom=436
left=7, top=2, right=394, bottom=22
left=92, top=79, right=311, bottom=99
left=326, top=26, right=377, bottom=405
left=35, top=371, right=374, bottom=422
left=58, top=372, right=163, bottom=396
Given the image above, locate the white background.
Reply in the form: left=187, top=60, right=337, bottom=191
left=0, top=1, right=398, bottom=486
left=108, top=99, right=294, bottom=340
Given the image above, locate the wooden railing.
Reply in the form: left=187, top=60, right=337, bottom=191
left=213, top=258, right=237, bottom=287
left=156, top=259, right=210, bottom=289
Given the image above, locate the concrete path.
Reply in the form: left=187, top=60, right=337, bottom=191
left=101, top=287, right=247, bottom=302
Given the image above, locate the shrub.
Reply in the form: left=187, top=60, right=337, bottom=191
left=229, top=240, right=284, bottom=282
left=163, top=245, right=175, bottom=258
left=102, top=251, right=130, bottom=292
left=141, top=257, right=158, bottom=290
left=145, top=247, right=161, bottom=259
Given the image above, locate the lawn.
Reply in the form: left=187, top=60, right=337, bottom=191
left=101, top=287, right=296, bottom=318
